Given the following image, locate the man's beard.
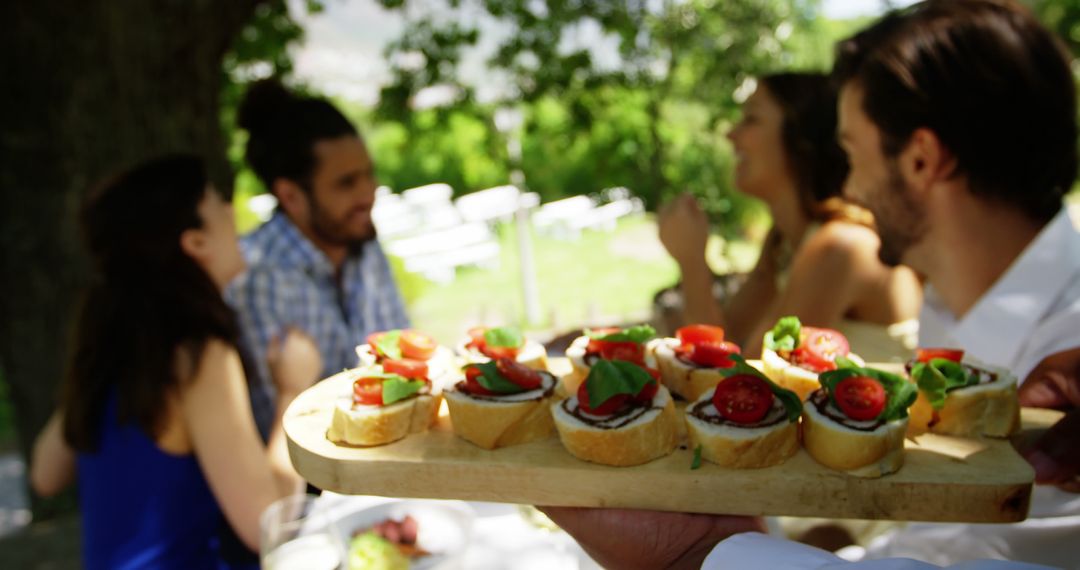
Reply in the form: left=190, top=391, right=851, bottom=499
left=871, top=164, right=927, bottom=267
left=309, top=200, right=376, bottom=250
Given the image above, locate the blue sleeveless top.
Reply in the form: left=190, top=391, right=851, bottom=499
left=77, top=394, right=231, bottom=570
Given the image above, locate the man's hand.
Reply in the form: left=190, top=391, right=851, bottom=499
left=658, top=193, right=711, bottom=267
left=1018, top=347, right=1080, bottom=492
left=538, top=506, right=764, bottom=570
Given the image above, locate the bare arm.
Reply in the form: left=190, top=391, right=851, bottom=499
left=181, top=338, right=308, bottom=551
left=659, top=194, right=782, bottom=340
left=30, top=410, right=76, bottom=497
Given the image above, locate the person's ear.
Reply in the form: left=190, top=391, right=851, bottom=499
left=273, top=178, right=309, bottom=218
left=179, top=228, right=208, bottom=261
left=898, top=127, right=957, bottom=193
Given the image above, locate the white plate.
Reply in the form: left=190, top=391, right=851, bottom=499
left=325, top=498, right=475, bottom=570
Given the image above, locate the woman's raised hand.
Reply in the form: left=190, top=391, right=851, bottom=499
left=659, top=193, right=710, bottom=267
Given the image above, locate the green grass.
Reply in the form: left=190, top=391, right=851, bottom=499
left=400, top=215, right=760, bottom=346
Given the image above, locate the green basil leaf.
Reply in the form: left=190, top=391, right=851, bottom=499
left=375, top=329, right=403, bottom=360
left=912, top=358, right=978, bottom=410
left=719, top=354, right=802, bottom=422
left=585, top=325, right=656, bottom=344
left=764, top=316, right=800, bottom=352
left=691, top=445, right=703, bottom=470
left=381, top=376, right=425, bottom=405
left=584, top=359, right=654, bottom=409
left=819, top=365, right=918, bottom=422
left=834, top=356, right=859, bottom=370
left=484, top=326, right=525, bottom=348
left=469, top=361, right=524, bottom=394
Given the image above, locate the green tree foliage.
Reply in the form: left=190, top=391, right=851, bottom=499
left=372, top=0, right=830, bottom=238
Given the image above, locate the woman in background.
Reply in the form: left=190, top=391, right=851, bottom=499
left=660, top=73, right=922, bottom=360
left=30, top=155, right=319, bottom=569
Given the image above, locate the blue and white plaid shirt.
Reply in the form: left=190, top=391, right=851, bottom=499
left=226, top=212, right=410, bottom=437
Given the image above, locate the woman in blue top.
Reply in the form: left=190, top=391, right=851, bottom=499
left=29, top=155, right=319, bottom=569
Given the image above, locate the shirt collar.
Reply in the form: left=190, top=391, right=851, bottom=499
left=258, top=211, right=336, bottom=275
left=927, top=209, right=1080, bottom=366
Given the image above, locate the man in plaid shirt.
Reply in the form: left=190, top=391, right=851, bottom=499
left=227, top=80, right=410, bottom=437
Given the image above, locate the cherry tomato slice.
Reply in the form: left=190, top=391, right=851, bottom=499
left=353, top=377, right=384, bottom=406
left=466, top=326, right=488, bottom=351
left=834, top=376, right=886, bottom=421
left=790, top=347, right=836, bottom=373
left=687, top=341, right=741, bottom=368
left=495, top=357, right=542, bottom=389
left=915, top=348, right=964, bottom=363
left=595, top=341, right=644, bottom=364
left=633, top=368, right=661, bottom=403
left=791, top=327, right=850, bottom=372
left=676, top=324, right=725, bottom=346
left=462, top=366, right=496, bottom=396
left=481, top=344, right=521, bottom=360
left=712, top=374, right=775, bottom=424
left=577, top=381, right=630, bottom=415
left=382, top=358, right=429, bottom=380
left=367, top=332, right=388, bottom=358
left=400, top=330, right=437, bottom=360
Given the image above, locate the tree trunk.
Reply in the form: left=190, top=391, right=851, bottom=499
left=0, top=0, right=258, bottom=520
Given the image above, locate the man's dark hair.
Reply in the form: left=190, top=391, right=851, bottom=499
left=833, top=0, right=1077, bottom=224
left=238, top=79, right=358, bottom=193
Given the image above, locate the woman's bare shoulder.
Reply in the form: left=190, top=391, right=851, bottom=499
left=801, top=220, right=881, bottom=261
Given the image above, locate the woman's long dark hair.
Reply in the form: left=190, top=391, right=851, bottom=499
left=63, top=154, right=239, bottom=451
left=759, top=73, right=872, bottom=227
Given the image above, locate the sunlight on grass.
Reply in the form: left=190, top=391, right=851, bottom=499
left=400, top=215, right=760, bottom=345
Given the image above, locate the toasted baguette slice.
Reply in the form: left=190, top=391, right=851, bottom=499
left=649, top=338, right=728, bottom=401
left=684, top=388, right=799, bottom=469
left=802, top=390, right=906, bottom=478
left=444, top=372, right=557, bottom=449
left=907, top=359, right=1020, bottom=438
left=327, top=394, right=440, bottom=447
left=562, top=335, right=592, bottom=395
left=761, top=348, right=866, bottom=401
left=455, top=339, right=549, bottom=372
left=552, top=385, right=679, bottom=467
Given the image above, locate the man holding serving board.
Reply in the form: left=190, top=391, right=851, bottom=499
left=542, top=0, right=1080, bottom=567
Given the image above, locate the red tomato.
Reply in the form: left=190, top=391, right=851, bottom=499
left=495, top=358, right=542, bottom=389
left=687, top=341, right=741, bottom=368
left=834, top=376, right=886, bottom=421
left=916, top=348, right=964, bottom=363
left=576, top=381, right=629, bottom=415
left=466, top=327, right=487, bottom=350
left=383, top=358, right=429, bottom=380
left=353, top=377, right=384, bottom=406
left=367, top=332, right=388, bottom=357
left=633, top=368, right=661, bottom=403
left=793, top=327, right=850, bottom=372
left=481, top=344, right=521, bottom=360
left=711, top=374, right=775, bottom=424
left=676, top=324, right=725, bottom=346
left=400, top=330, right=437, bottom=360
left=597, top=341, right=645, bottom=364
left=462, top=367, right=496, bottom=396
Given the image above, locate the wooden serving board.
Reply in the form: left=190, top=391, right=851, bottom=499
left=285, top=362, right=1051, bottom=523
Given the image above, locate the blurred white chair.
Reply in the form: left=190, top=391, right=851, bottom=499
left=455, top=185, right=522, bottom=225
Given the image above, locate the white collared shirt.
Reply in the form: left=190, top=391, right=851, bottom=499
left=701, top=210, right=1080, bottom=569
left=918, top=209, right=1080, bottom=381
